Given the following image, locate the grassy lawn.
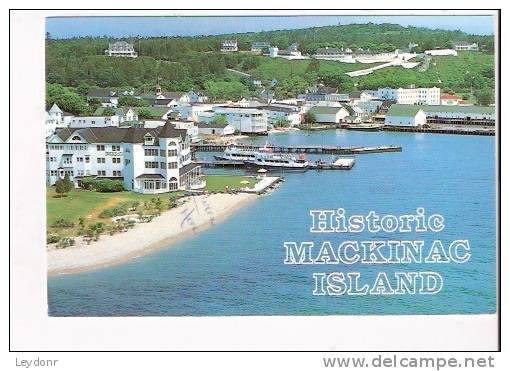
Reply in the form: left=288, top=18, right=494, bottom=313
left=47, top=187, right=183, bottom=236
left=204, top=175, right=257, bottom=192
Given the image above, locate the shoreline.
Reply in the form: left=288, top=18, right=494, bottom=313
left=47, top=193, right=258, bottom=276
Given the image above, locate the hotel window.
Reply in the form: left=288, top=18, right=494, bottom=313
left=167, top=149, right=177, bottom=157
left=91, top=121, right=96, bottom=125
left=169, top=177, right=178, bottom=190
left=145, top=161, right=158, bottom=169
left=97, top=170, right=106, bottom=176
left=168, top=162, right=178, bottom=169
left=160, top=162, right=166, bottom=169
left=97, top=158, right=105, bottom=164
left=144, top=134, right=155, bottom=145
left=112, top=157, right=121, bottom=164
left=160, top=150, right=166, bottom=157
left=77, top=157, right=83, bottom=162
left=97, top=145, right=105, bottom=151
left=125, top=159, right=131, bottom=165
left=85, top=156, right=90, bottom=163
left=113, top=170, right=122, bottom=177
left=72, top=135, right=81, bottom=141
left=144, top=149, right=159, bottom=156
left=112, top=145, right=121, bottom=151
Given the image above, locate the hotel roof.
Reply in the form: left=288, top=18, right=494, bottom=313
left=54, top=122, right=186, bottom=144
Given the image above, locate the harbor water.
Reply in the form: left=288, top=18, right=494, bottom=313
left=48, top=130, right=497, bottom=316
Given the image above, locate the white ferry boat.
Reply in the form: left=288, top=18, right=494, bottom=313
left=244, top=151, right=309, bottom=171
left=214, top=145, right=259, bottom=161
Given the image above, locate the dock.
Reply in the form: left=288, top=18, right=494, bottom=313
left=241, top=176, right=283, bottom=195
left=192, top=143, right=402, bottom=155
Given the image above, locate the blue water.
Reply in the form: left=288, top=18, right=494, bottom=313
left=47, top=130, right=497, bottom=316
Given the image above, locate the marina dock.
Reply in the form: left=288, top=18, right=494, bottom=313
left=242, top=176, right=283, bottom=195
left=192, top=143, right=402, bottom=155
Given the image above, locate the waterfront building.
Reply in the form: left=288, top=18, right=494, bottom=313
left=251, top=42, right=271, bottom=53
left=308, top=106, right=350, bottom=124
left=257, top=105, right=303, bottom=127
left=354, top=100, right=384, bottom=116
left=384, top=105, right=427, bottom=127
left=440, top=93, right=470, bottom=106
left=196, top=122, right=235, bottom=136
left=424, top=49, right=458, bottom=57
left=104, top=41, right=138, bottom=58
left=171, top=104, right=215, bottom=122
left=46, top=122, right=201, bottom=193
left=453, top=42, right=479, bottom=51
left=197, top=107, right=268, bottom=134
left=220, top=40, right=238, bottom=52
left=376, top=86, right=441, bottom=105
left=419, top=105, right=495, bottom=125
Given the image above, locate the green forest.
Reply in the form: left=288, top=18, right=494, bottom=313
left=45, top=22, right=496, bottom=114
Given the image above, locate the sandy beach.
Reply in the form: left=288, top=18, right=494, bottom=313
left=47, top=193, right=258, bottom=276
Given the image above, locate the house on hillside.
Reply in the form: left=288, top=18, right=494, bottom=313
left=384, top=105, right=427, bottom=127
left=221, top=40, right=238, bottom=52
left=105, top=41, right=137, bottom=58
left=453, top=42, right=479, bottom=51
left=251, top=42, right=271, bottom=53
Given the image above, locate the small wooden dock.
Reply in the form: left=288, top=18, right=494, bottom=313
left=192, top=143, right=402, bottom=155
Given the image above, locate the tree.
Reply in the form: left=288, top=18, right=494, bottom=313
left=102, top=107, right=115, bottom=116
left=54, top=174, right=73, bottom=198
left=118, top=95, right=147, bottom=107
left=475, top=89, right=494, bottom=106
left=137, top=107, right=152, bottom=119
left=304, top=112, right=316, bottom=125
left=212, top=114, right=228, bottom=126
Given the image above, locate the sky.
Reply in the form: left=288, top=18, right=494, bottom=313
left=46, top=15, right=496, bottom=39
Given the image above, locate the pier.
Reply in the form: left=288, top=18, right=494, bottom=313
left=192, top=143, right=402, bottom=155
left=381, top=126, right=495, bottom=136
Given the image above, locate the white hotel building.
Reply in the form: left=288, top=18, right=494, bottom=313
left=376, top=87, right=441, bottom=105
left=46, top=122, right=202, bottom=194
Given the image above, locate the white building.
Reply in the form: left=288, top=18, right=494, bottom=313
left=268, top=47, right=279, bottom=58
left=171, top=104, right=215, bottom=122
left=172, top=120, right=200, bottom=143
left=453, top=42, right=479, bottom=51
left=376, top=87, right=441, bottom=105
left=46, top=122, right=202, bottom=194
left=196, top=122, right=235, bottom=136
left=46, top=104, right=68, bottom=137
left=251, top=42, right=271, bottom=53
left=424, top=49, right=458, bottom=57
left=197, top=107, right=268, bottom=134
left=187, top=91, right=208, bottom=103
left=221, top=40, right=238, bottom=52
left=105, top=41, right=138, bottom=58
left=308, top=106, right=350, bottom=124
left=70, top=116, right=121, bottom=128
left=384, top=105, right=427, bottom=127
left=257, top=105, right=303, bottom=127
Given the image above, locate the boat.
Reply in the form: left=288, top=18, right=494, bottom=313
left=345, top=123, right=383, bottom=132
left=213, top=145, right=259, bottom=161
left=244, top=151, right=309, bottom=171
